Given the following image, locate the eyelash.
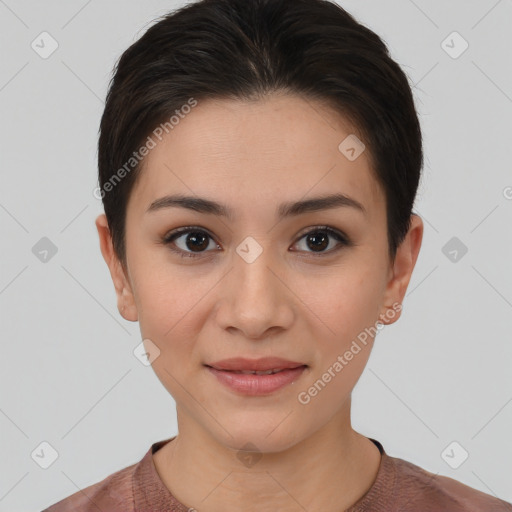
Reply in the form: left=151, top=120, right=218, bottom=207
left=161, top=225, right=352, bottom=259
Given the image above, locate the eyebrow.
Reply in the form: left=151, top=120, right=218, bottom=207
left=145, top=193, right=367, bottom=220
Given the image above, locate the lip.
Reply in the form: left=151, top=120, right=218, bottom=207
left=206, top=365, right=307, bottom=395
left=205, top=357, right=306, bottom=372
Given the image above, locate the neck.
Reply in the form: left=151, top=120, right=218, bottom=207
left=153, top=403, right=382, bottom=512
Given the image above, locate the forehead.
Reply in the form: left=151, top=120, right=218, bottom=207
left=129, top=93, right=384, bottom=220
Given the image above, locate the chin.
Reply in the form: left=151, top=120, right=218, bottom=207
left=211, top=419, right=305, bottom=455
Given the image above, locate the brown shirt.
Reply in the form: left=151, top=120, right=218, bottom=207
left=42, top=437, right=512, bottom=511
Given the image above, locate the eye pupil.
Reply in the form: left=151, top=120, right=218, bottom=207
left=307, top=232, right=329, bottom=252
left=166, top=226, right=346, bottom=258
left=186, top=231, right=209, bottom=251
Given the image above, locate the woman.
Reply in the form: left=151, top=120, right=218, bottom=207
left=43, top=0, right=512, bottom=510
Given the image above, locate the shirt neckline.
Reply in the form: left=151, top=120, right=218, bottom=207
left=132, top=436, right=395, bottom=511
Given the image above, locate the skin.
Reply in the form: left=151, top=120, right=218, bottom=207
left=96, top=92, right=423, bottom=511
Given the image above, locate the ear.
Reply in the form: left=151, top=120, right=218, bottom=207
left=95, top=213, right=138, bottom=322
left=379, top=214, right=423, bottom=326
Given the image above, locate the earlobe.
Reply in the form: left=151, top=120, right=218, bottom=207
left=377, top=302, right=403, bottom=326
left=95, top=213, right=138, bottom=322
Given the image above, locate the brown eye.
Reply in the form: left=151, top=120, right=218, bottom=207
left=162, top=225, right=351, bottom=260
left=305, top=231, right=329, bottom=252
left=292, top=227, right=350, bottom=256
left=163, top=227, right=219, bottom=258
left=181, top=231, right=210, bottom=252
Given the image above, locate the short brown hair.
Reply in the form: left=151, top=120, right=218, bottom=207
left=97, top=0, right=423, bottom=266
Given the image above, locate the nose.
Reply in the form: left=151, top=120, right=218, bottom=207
left=215, top=247, right=295, bottom=340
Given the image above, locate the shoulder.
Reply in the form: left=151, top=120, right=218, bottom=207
left=41, top=460, right=137, bottom=512
left=389, top=454, right=512, bottom=511
left=350, top=440, right=512, bottom=512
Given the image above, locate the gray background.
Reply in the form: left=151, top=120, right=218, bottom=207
left=1, top=0, right=511, bottom=510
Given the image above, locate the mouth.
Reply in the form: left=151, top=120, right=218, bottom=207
left=204, top=356, right=308, bottom=372
left=208, top=368, right=303, bottom=375
left=204, top=357, right=308, bottom=395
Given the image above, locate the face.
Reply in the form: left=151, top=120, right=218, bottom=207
left=97, top=93, right=423, bottom=453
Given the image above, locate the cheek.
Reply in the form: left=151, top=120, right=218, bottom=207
left=133, top=268, right=205, bottom=399
left=298, top=287, right=377, bottom=416
left=130, top=253, right=206, bottom=328
left=307, top=267, right=384, bottom=343
left=299, top=267, right=383, bottom=405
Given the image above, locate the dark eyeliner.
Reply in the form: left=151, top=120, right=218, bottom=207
left=292, top=226, right=352, bottom=257
left=161, top=225, right=352, bottom=258
left=161, top=226, right=218, bottom=259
